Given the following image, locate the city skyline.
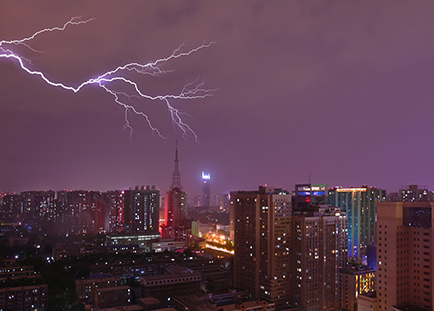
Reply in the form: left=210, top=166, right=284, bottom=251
left=2, top=1, right=434, bottom=195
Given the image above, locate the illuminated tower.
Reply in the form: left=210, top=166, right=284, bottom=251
left=164, top=142, right=187, bottom=238
left=170, top=140, right=182, bottom=191
left=201, top=171, right=210, bottom=207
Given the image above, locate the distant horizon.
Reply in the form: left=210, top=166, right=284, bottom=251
left=2, top=181, right=431, bottom=196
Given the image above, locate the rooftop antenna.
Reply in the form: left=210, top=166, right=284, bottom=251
left=170, top=139, right=183, bottom=190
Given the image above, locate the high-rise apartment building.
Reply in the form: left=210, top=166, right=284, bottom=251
left=201, top=171, right=210, bottom=207
left=123, top=186, right=159, bottom=234
left=77, top=199, right=105, bottom=234
left=232, top=186, right=292, bottom=310
left=21, top=190, right=55, bottom=219
left=328, top=186, right=386, bottom=260
left=60, top=190, right=105, bottom=235
left=1, top=194, right=21, bottom=219
left=292, top=206, right=346, bottom=310
left=377, top=201, right=434, bottom=311
left=105, top=190, right=125, bottom=233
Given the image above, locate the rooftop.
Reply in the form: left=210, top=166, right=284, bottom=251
left=90, top=273, right=114, bottom=279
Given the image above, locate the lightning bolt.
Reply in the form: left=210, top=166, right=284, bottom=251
left=0, top=17, right=217, bottom=141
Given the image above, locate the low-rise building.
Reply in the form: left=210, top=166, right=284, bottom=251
left=0, top=284, right=48, bottom=311
left=106, top=231, right=160, bottom=251
left=172, top=293, right=275, bottom=311
left=139, top=265, right=202, bottom=300
left=339, top=266, right=376, bottom=311
left=0, top=266, right=41, bottom=286
left=75, top=273, right=121, bottom=302
left=151, top=237, right=186, bottom=252
left=111, top=263, right=165, bottom=281
left=138, top=297, right=162, bottom=310
left=94, top=286, right=132, bottom=308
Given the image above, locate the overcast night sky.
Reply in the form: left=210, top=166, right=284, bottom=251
left=1, top=1, right=434, bottom=195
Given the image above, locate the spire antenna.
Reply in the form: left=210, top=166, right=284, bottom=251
left=170, top=140, right=183, bottom=190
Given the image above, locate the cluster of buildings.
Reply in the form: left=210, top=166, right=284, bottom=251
left=0, top=266, right=48, bottom=310
left=3, top=141, right=434, bottom=311
left=0, top=145, right=221, bottom=250
left=230, top=183, right=434, bottom=311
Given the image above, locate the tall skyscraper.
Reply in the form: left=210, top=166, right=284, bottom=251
left=328, top=186, right=386, bottom=260
left=377, top=201, right=434, bottom=311
left=232, top=186, right=292, bottom=309
left=164, top=143, right=188, bottom=238
left=201, top=171, right=210, bottom=207
left=124, top=186, right=159, bottom=233
left=292, top=205, right=346, bottom=310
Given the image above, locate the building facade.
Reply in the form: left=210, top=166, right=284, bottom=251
left=232, top=186, right=292, bottom=310
left=377, top=201, right=434, bottom=311
left=388, top=185, right=434, bottom=202
left=164, top=188, right=187, bottom=238
left=75, top=274, right=121, bottom=303
left=105, top=190, right=125, bottom=233
left=123, top=186, right=159, bottom=233
left=292, top=183, right=327, bottom=210
left=93, top=286, right=132, bottom=308
left=0, top=284, right=48, bottom=311
left=328, top=186, right=386, bottom=260
left=292, top=206, right=345, bottom=310
left=139, top=265, right=202, bottom=301
left=233, top=186, right=348, bottom=311
left=339, top=266, right=376, bottom=311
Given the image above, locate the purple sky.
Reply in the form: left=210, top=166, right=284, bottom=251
left=1, top=1, right=434, bottom=195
